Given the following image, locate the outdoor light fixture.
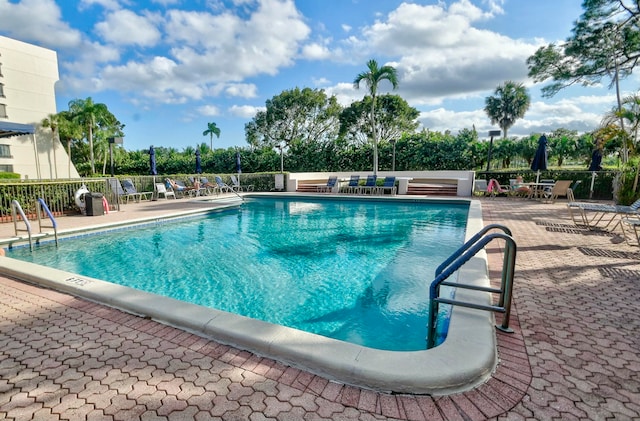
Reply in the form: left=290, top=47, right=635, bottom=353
left=486, top=130, right=501, bottom=172
left=108, top=136, right=124, bottom=177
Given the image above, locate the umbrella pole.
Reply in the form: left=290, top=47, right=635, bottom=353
left=590, top=172, right=597, bottom=199
left=536, top=171, right=540, bottom=184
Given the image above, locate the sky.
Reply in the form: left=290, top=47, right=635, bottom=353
left=1, top=0, right=637, bottom=152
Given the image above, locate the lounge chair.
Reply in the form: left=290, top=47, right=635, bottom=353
left=156, top=183, right=176, bottom=199
left=358, top=175, right=377, bottom=195
left=541, top=180, right=572, bottom=203
left=108, top=178, right=141, bottom=204
left=342, top=175, right=360, bottom=194
left=215, top=176, right=234, bottom=193
left=474, top=179, right=489, bottom=196
left=317, top=176, right=338, bottom=193
left=487, top=179, right=510, bottom=198
left=122, top=178, right=153, bottom=201
left=188, top=177, right=208, bottom=196
left=165, top=178, right=193, bottom=198
left=230, top=175, right=253, bottom=192
left=567, top=198, right=640, bottom=230
left=377, top=176, right=397, bottom=195
left=200, top=177, right=219, bottom=195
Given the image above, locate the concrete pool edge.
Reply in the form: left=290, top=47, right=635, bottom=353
left=0, top=197, right=498, bottom=395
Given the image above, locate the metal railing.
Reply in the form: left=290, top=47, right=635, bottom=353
left=426, top=224, right=516, bottom=349
left=36, top=198, right=58, bottom=247
left=11, top=200, right=33, bottom=251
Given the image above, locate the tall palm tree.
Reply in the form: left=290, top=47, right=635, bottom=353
left=484, top=81, right=531, bottom=139
left=353, top=59, right=399, bottom=174
left=68, top=97, right=111, bottom=174
left=41, top=113, right=60, bottom=178
left=203, top=122, right=221, bottom=151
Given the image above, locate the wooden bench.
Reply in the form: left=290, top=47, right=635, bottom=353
left=407, top=178, right=460, bottom=196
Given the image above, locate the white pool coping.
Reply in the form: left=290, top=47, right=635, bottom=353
left=0, top=195, right=497, bottom=395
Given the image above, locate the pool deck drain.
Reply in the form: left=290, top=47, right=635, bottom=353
left=1, top=194, right=639, bottom=420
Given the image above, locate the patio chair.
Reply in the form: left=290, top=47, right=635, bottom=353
left=474, top=179, right=489, bottom=196
left=541, top=180, right=572, bottom=203
left=122, top=178, right=153, bottom=201
left=215, top=176, right=234, bottom=193
left=108, top=178, right=140, bottom=204
left=358, top=175, right=377, bottom=195
left=317, top=175, right=338, bottom=193
left=377, top=176, right=397, bottom=195
left=200, top=177, right=219, bottom=195
left=342, top=175, right=360, bottom=194
left=230, top=174, right=254, bottom=192
left=487, top=179, right=510, bottom=198
left=567, top=197, right=640, bottom=230
left=156, top=183, right=176, bottom=199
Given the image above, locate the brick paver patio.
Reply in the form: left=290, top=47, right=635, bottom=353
left=1, top=196, right=639, bottom=420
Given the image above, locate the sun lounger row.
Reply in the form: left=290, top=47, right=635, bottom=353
left=158, top=175, right=253, bottom=199
left=316, top=175, right=397, bottom=195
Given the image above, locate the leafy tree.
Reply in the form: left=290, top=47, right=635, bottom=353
left=548, top=128, right=580, bottom=166
left=527, top=1, right=640, bottom=163
left=602, top=91, right=640, bottom=154
left=339, top=94, right=419, bottom=146
left=527, top=0, right=640, bottom=98
left=353, top=59, right=399, bottom=174
left=245, top=87, right=341, bottom=150
left=203, top=122, right=221, bottom=151
left=67, top=97, right=121, bottom=174
left=484, top=81, right=531, bottom=139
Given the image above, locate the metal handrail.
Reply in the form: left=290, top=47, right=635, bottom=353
left=11, top=200, right=33, bottom=252
left=36, top=198, right=58, bottom=247
left=426, top=227, right=516, bottom=349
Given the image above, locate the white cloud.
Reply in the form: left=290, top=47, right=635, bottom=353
left=197, top=104, right=220, bottom=116
left=0, top=0, right=83, bottom=48
left=229, top=104, right=264, bottom=118
left=95, top=9, right=162, bottom=47
left=224, top=83, right=258, bottom=98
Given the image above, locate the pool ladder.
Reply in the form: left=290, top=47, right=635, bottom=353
left=426, top=224, right=516, bottom=349
left=11, top=199, right=58, bottom=252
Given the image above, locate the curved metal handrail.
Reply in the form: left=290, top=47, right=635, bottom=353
left=37, top=198, right=59, bottom=246
left=11, top=200, right=33, bottom=252
left=427, top=229, right=517, bottom=349
left=435, top=224, right=512, bottom=277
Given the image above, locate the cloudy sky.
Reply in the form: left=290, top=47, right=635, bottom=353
left=0, top=0, right=636, bottom=151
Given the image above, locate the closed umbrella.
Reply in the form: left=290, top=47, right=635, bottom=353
left=149, top=145, right=157, bottom=175
left=588, top=149, right=602, bottom=171
left=195, top=149, right=202, bottom=174
left=531, top=134, right=548, bottom=183
left=236, top=151, right=241, bottom=183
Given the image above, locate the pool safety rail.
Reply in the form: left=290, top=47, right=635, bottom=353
left=10, top=199, right=59, bottom=252
left=427, top=224, right=516, bottom=349
left=37, top=198, right=59, bottom=247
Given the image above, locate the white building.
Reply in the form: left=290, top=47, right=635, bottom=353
left=0, top=35, right=79, bottom=179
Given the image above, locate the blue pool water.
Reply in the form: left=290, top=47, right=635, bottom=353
left=8, top=197, right=468, bottom=351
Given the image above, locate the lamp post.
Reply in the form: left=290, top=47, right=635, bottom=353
left=486, top=130, right=501, bottom=172
left=390, top=139, right=396, bottom=172
left=108, top=137, right=123, bottom=177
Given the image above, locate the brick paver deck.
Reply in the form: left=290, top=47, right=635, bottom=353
left=1, top=196, right=639, bottom=420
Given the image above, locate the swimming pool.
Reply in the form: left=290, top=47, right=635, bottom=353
left=0, top=194, right=496, bottom=394
left=7, top=197, right=466, bottom=351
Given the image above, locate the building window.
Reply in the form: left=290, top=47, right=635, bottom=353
left=0, top=62, right=3, bottom=77
left=0, top=104, right=6, bottom=118
left=0, top=145, right=10, bottom=158
left=0, top=164, right=13, bottom=173
left=0, top=83, right=4, bottom=97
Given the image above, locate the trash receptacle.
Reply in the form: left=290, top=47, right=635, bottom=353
left=84, top=192, right=104, bottom=216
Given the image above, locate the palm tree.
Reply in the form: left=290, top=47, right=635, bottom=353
left=484, top=81, right=531, bottom=139
left=41, top=113, right=60, bottom=178
left=68, top=97, right=111, bottom=174
left=353, top=59, right=399, bottom=174
left=203, top=122, right=221, bottom=151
